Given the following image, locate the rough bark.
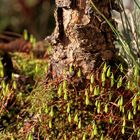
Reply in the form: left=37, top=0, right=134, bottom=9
left=46, top=0, right=125, bottom=78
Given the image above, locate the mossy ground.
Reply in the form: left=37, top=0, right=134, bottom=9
left=0, top=52, right=140, bottom=140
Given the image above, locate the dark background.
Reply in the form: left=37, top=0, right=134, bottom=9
left=0, top=0, right=55, bottom=40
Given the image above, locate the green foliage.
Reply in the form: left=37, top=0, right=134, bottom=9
left=0, top=52, right=48, bottom=139
left=13, top=52, right=48, bottom=79
left=18, top=63, right=140, bottom=139
left=0, top=1, right=140, bottom=140
left=1, top=58, right=140, bottom=139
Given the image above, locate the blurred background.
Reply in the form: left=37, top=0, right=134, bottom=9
left=0, top=0, right=55, bottom=40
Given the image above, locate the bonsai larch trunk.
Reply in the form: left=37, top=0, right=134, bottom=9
left=47, top=0, right=121, bottom=77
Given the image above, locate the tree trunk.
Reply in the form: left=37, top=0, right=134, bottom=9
left=46, top=0, right=123, bottom=78
left=43, top=1, right=130, bottom=139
